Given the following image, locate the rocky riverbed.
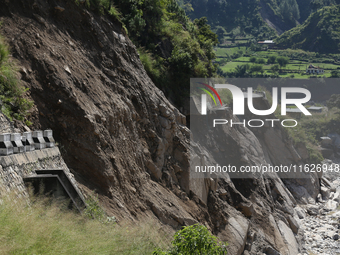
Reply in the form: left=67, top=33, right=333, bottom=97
left=300, top=159, right=340, bottom=255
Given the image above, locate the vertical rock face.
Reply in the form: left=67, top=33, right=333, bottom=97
left=0, top=0, right=319, bottom=254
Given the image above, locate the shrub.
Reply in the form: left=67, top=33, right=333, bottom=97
left=84, top=192, right=106, bottom=221
left=267, top=55, right=277, bottom=64
left=250, top=64, right=263, bottom=74
left=256, top=58, right=266, bottom=64
left=249, top=56, right=257, bottom=63
left=138, top=48, right=162, bottom=84
left=153, top=224, right=228, bottom=255
left=271, top=64, right=280, bottom=72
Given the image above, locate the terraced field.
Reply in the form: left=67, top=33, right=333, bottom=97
left=215, top=45, right=340, bottom=78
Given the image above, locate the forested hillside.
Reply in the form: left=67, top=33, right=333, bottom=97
left=105, top=0, right=218, bottom=107
left=276, top=4, right=340, bottom=53
left=179, top=0, right=277, bottom=37
left=178, top=0, right=340, bottom=38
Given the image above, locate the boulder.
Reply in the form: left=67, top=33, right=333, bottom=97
left=222, top=214, right=249, bottom=255
left=320, top=186, right=330, bottom=200
left=333, top=192, right=340, bottom=203
left=286, top=215, right=299, bottom=234
left=306, top=205, right=319, bottom=215
left=324, top=200, right=338, bottom=211
left=295, top=207, right=306, bottom=219
left=277, top=220, right=299, bottom=255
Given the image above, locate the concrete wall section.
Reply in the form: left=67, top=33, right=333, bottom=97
left=0, top=147, right=84, bottom=202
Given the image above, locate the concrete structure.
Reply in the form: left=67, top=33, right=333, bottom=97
left=0, top=133, right=13, bottom=156
left=321, top=137, right=332, bottom=148
left=23, top=131, right=35, bottom=151
left=308, top=106, right=323, bottom=113
left=257, top=40, right=275, bottom=49
left=306, top=64, right=324, bottom=74
left=43, top=130, right=55, bottom=148
left=11, top=133, right=25, bottom=154
left=0, top=130, right=56, bottom=154
left=32, top=131, right=46, bottom=150
left=286, top=108, right=303, bottom=119
left=23, top=169, right=86, bottom=212
left=0, top=146, right=85, bottom=211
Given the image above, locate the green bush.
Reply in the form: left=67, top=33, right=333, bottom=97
left=153, top=224, right=228, bottom=255
left=267, top=55, right=276, bottom=64
left=138, top=48, right=163, bottom=84
left=255, top=58, right=266, bottom=64
left=271, top=64, right=280, bottom=72
left=249, top=56, right=257, bottom=63
left=84, top=192, right=106, bottom=221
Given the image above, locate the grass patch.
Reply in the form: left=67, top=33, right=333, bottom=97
left=0, top=33, right=33, bottom=122
left=0, top=194, right=170, bottom=254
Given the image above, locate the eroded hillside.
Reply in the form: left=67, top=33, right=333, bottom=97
left=0, top=0, right=322, bottom=254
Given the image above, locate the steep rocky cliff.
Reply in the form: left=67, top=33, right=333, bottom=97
left=0, top=1, right=320, bottom=254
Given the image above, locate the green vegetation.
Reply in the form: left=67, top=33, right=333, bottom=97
left=215, top=45, right=340, bottom=78
left=278, top=0, right=300, bottom=26
left=180, top=0, right=277, bottom=39
left=255, top=85, right=326, bottom=164
left=281, top=102, right=340, bottom=164
left=276, top=5, right=340, bottom=53
left=0, top=34, right=33, bottom=121
left=153, top=224, right=228, bottom=255
left=327, top=94, right=340, bottom=108
left=0, top=194, right=169, bottom=254
left=83, top=192, right=107, bottom=221
left=78, top=0, right=218, bottom=107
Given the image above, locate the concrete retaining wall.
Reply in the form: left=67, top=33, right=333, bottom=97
left=0, top=146, right=84, bottom=201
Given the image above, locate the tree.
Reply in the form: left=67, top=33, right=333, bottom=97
left=279, top=0, right=300, bottom=23
left=215, top=26, right=226, bottom=44
left=249, top=56, right=257, bottom=63
left=250, top=64, right=263, bottom=74
left=267, top=55, right=277, bottom=64
left=271, top=64, right=280, bottom=72
left=331, top=70, right=340, bottom=77
left=256, top=58, right=266, bottom=64
left=234, top=64, right=249, bottom=77
left=277, top=56, right=289, bottom=69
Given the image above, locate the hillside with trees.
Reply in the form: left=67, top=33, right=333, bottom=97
left=276, top=4, right=340, bottom=53
left=110, top=0, right=218, bottom=107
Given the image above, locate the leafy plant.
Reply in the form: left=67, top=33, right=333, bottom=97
left=153, top=224, right=228, bottom=255
left=84, top=192, right=106, bottom=221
